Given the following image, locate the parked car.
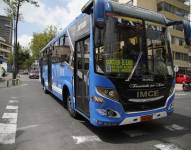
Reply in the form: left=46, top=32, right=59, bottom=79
left=176, top=74, right=191, bottom=84
left=182, top=82, right=191, bottom=91
left=29, top=70, right=39, bottom=79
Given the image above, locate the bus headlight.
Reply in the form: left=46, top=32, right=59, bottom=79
left=96, top=87, right=119, bottom=101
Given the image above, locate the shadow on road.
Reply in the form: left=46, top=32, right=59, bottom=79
left=79, top=113, right=191, bottom=144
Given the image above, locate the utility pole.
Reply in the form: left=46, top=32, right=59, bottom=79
left=12, top=16, right=16, bottom=80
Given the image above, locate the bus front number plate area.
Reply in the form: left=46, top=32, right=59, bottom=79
left=141, top=115, right=152, bottom=122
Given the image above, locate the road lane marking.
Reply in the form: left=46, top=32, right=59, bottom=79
left=0, top=133, right=16, bottom=144
left=20, top=84, right=28, bottom=87
left=2, top=113, right=18, bottom=119
left=6, top=106, right=18, bottom=110
left=154, top=143, right=182, bottom=150
left=17, top=124, right=39, bottom=131
left=0, top=124, right=17, bottom=133
left=0, top=124, right=17, bottom=144
left=10, top=97, right=18, bottom=99
left=175, top=93, right=186, bottom=96
left=0, top=102, right=19, bottom=144
left=72, top=135, right=101, bottom=144
left=9, top=100, right=19, bottom=103
left=3, top=118, right=17, bottom=124
left=165, top=124, right=187, bottom=131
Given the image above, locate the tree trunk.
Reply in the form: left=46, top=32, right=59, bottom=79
left=13, top=0, right=21, bottom=79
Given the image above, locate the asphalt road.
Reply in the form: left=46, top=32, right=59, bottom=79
left=0, top=75, right=191, bottom=150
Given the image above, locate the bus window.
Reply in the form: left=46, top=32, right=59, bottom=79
left=60, top=36, right=64, bottom=46
left=53, top=34, right=71, bottom=63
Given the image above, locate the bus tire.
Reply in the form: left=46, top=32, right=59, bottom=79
left=67, top=95, right=78, bottom=118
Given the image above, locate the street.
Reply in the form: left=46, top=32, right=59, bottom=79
left=0, top=75, right=191, bottom=150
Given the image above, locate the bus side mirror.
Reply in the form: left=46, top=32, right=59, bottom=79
left=81, top=0, right=106, bottom=29
left=183, top=20, right=191, bottom=46
left=94, top=0, right=106, bottom=29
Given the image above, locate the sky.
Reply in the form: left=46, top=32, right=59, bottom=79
left=0, top=0, right=88, bottom=47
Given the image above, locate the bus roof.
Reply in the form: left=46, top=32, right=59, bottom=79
left=109, top=1, right=167, bottom=25
left=40, top=0, right=168, bottom=54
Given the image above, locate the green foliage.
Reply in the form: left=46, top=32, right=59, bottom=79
left=30, top=25, right=57, bottom=59
left=8, top=43, right=33, bottom=70
left=7, top=52, right=13, bottom=65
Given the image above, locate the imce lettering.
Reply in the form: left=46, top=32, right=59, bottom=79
left=137, top=90, right=159, bottom=98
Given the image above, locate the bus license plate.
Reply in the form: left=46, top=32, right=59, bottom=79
left=141, top=115, right=152, bottom=122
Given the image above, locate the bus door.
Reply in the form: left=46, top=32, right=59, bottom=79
left=47, top=53, right=52, bottom=90
left=74, top=37, right=90, bottom=116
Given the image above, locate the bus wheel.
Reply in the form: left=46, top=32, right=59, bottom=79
left=67, top=95, right=77, bottom=118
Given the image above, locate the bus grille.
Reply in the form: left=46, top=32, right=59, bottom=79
left=121, top=97, right=166, bottom=112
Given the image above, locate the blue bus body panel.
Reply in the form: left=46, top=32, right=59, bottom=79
left=42, top=62, right=73, bottom=102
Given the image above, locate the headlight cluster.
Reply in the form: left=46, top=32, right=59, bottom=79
left=96, top=87, right=119, bottom=101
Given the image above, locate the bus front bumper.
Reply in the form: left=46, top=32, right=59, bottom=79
left=120, top=110, right=171, bottom=125
left=92, top=107, right=174, bottom=126
left=91, top=92, right=175, bottom=126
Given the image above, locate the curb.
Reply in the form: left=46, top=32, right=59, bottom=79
left=0, top=78, right=21, bottom=88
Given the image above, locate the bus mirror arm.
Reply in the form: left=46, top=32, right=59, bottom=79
left=166, top=21, right=182, bottom=26
left=81, top=0, right=93, bottom=14
left=167, top=20, right=191, bottom=46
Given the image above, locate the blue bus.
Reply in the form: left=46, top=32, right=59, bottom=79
left=39, top=0, right=191, bottom=126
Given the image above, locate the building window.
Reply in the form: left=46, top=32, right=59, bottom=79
left=157, top=2, right=188, bottom=18
left=173, top=24, right=183, bottom=31
left=175, top=52, right=188, bottom=61
left=183, top=53, right=188, bottom=61
left=175, top=52, right=181, bottom=60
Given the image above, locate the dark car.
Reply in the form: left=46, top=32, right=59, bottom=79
left=29, top=70, right=39, bottom=79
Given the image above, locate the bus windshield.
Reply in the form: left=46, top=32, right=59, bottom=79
left=95, top=14, right=174, bottom=80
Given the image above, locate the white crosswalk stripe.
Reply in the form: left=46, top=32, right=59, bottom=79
left=0, top=100, right=19, bottom=144
left=9, top=100, right=19, bottom=103
left=72, top=135, right=101, bottom=144
left=154, top=143, right=182, bottom=150
left=6, top=106, right=18, bottom=110
left=164, top=124, right=187, bottom=131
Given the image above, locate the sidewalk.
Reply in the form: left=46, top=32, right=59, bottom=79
left=0, top=73, right=11, bottom=88
left=0, top=73, right=20, bottom=88
left=175, top=84, right=183, bottom=92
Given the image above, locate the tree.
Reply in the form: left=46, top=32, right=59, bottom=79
left=8, top=43, right=33, bottom=71
left=30, top=25, right=57, bottom=59
left=3, top=0, right=39, bottom=79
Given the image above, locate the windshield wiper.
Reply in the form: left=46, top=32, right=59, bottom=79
left=126, top=51, right=143, bottom=82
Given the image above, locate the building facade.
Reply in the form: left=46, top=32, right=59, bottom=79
left=0, top=15, right=12, bottom=61
left=116, top=0, right=191, bottom=69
